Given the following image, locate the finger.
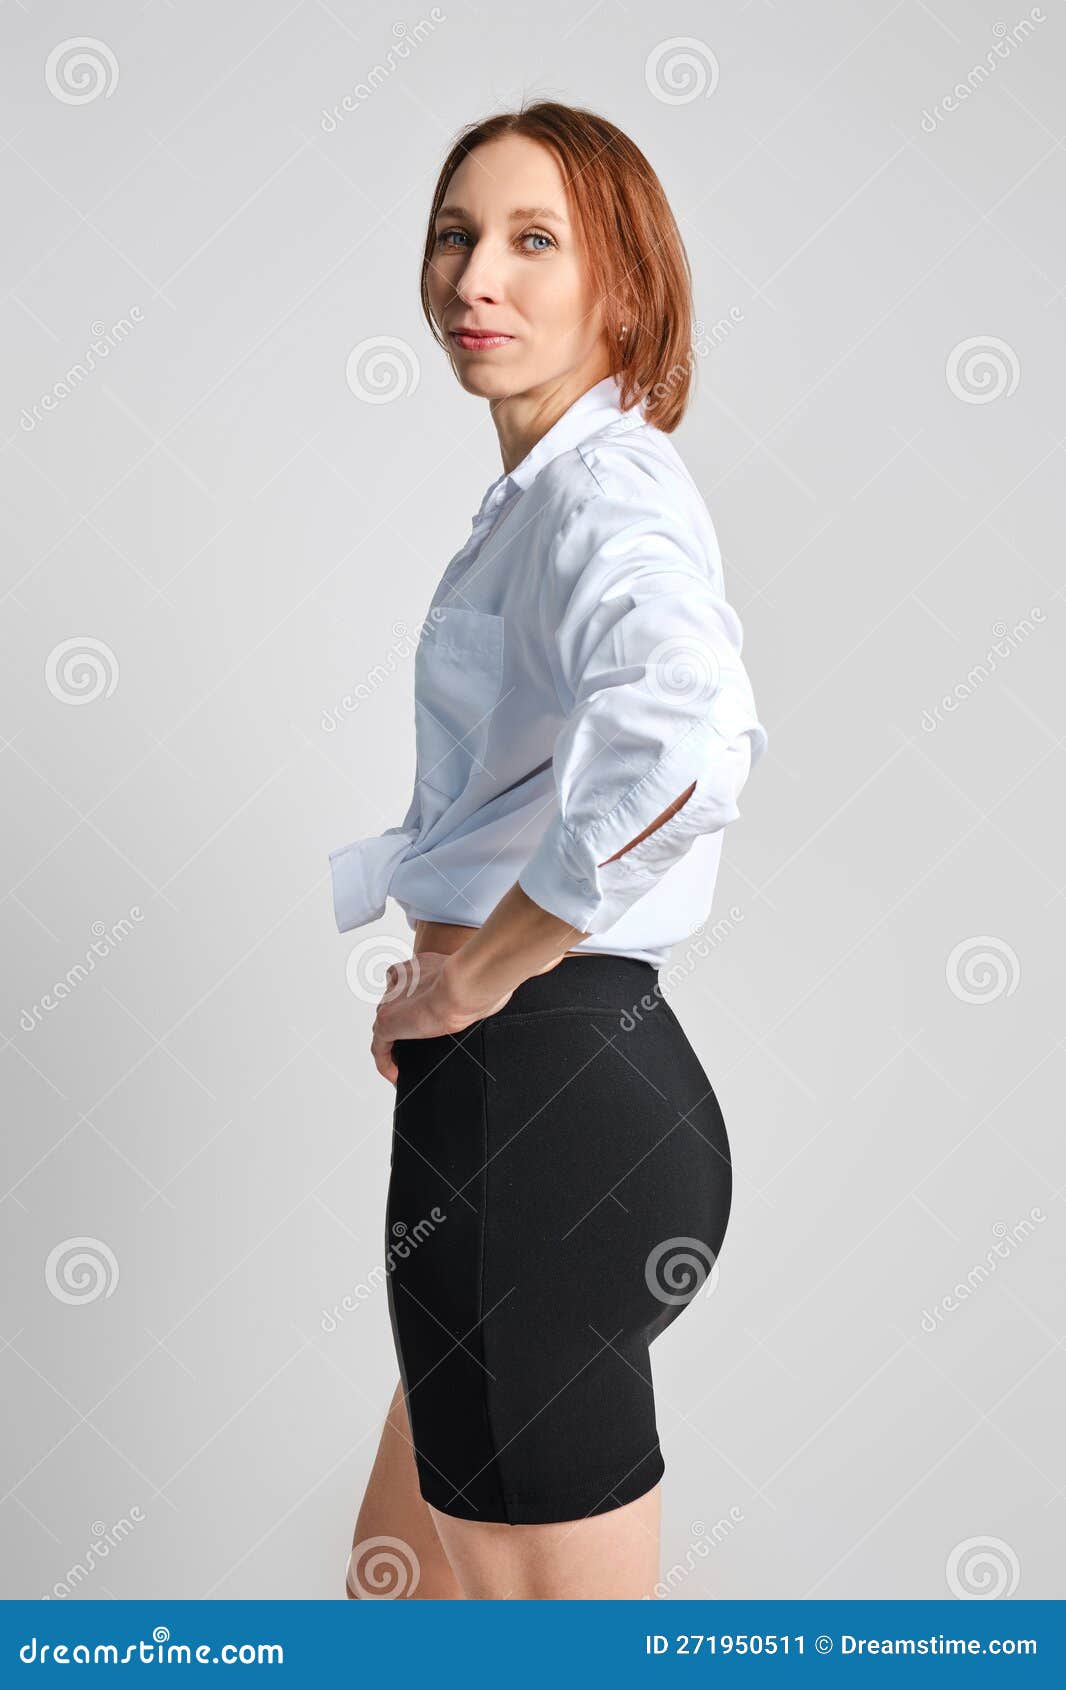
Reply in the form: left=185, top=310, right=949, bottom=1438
left=370, top=1030, right=397, bottom=1086
left=382, top=960, right=411, bottom=1002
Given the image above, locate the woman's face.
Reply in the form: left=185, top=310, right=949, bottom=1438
left=426, top=133, right=610, bottom=400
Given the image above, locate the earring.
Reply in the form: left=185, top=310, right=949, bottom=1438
left=619, top=325, right=628, bottom=339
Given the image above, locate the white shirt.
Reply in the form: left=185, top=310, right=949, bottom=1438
left=329, top=372, right=768, bottom=968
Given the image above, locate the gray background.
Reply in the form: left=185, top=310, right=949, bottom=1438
left=2, top=0, right=1063, bottom=1602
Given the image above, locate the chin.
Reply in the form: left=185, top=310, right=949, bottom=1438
left=451, top=363, right=522, bottom=399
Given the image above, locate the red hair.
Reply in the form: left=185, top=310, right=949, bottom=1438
left=419, top=100, right=696, bottom=432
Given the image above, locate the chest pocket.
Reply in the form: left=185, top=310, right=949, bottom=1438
left=415, top=606, right=505, bottom=819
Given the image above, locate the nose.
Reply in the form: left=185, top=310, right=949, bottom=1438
left=452, top=236, right=506, bottom=307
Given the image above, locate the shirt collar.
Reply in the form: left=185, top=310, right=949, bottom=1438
left=476, top=373, right=647, bottom=514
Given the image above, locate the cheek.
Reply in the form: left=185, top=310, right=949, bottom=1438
left=425, top=264, right=451, bottom=309
left=518, top=259, right=594, bottom=330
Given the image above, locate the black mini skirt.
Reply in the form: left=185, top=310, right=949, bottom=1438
left=385, top=953, right=732, bottom=1525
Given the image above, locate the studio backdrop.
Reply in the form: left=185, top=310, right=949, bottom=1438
left=2, top=0, right=1062, bottom=1601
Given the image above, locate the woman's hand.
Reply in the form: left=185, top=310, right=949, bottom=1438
left=370, top=950, right=515, bottom=1085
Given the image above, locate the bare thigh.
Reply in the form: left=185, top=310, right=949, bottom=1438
left=348, top=1381, right=662, bottom=1599
left=346, top=1380, right=462, bottom=1600
left=427, top=1485, right=662, bottom=1600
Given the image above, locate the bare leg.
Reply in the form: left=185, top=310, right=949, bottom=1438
left=346, top=1380, right=462, bottom=1600
left=427, top=1484, right=661, bottom=1599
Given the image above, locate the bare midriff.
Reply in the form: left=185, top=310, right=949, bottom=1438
left=412, top=918, right=589, bottom=959
left=410, top=788, right=696, bottom=958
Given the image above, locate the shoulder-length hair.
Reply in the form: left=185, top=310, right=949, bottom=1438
left=419, top=100, right=696, bottom=432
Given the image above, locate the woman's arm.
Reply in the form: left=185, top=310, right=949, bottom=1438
left=369, top=782, right=698, bottom=1082
left=439, top=781, right=697, bottom=1017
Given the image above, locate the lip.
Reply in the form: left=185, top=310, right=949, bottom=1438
left=449, top=328, right=515, bottom=350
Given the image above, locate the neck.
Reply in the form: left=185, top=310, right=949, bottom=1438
left=491, top=360, right=615, bottom=476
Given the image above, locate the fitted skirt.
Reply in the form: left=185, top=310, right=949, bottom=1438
left=385, top=953, right=732, bottom=1526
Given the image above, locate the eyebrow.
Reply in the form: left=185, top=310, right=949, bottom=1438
left=435, top=204, right=568, bottom=227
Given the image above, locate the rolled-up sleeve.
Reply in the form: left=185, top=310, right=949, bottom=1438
left=517, top=492, right=768, bottom=935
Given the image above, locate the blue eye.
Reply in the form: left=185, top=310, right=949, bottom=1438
left=433, top=228, right=555, bottom=253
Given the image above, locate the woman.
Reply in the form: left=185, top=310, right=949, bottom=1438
left=331, top=101, right=768, bottom=1600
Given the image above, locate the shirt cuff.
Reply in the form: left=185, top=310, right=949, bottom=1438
left=518, top=720, right=760, bottom=935
left=329, top=826, right=420, bottom=933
